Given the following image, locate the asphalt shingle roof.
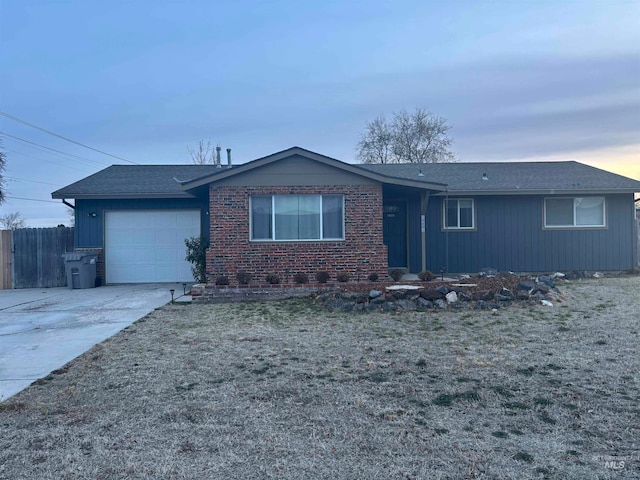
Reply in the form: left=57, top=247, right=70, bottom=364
left=52, top=158, right=640, bottom=199
left=51, top=165, right=223, bottom=198
left=359, top=161, right=640, bottom=193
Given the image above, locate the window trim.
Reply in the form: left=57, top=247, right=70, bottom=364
left=543, top=196, right=607, bottom=229
left=442, top=198, right=476, bottom=231
left=250, top=194, right=345, bottom=242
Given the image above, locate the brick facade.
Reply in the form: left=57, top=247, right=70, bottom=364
left=206, top=184, right=388, bottom=283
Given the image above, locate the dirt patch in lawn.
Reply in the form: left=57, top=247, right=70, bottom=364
left=1, top=275, right=639, bottom=479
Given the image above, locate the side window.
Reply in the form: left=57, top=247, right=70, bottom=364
left=443, top=198, right=475, bottom=230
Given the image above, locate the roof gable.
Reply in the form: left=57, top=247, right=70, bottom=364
left=180, top=146, right=447, bottom=192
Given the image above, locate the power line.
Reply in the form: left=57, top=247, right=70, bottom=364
left=0, top=110, right=139, bottom=165
left=1, top=131, right=111, bottom=168
left=4, top=195, right=60, bottom=204
left=6, top=176, right=62, bottom=187
left=4, top=147, right=97, bottom=174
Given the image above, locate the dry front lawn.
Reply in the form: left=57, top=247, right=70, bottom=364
left=1, top=276, right=639, bottom=479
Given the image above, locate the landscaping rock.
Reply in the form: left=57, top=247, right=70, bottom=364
left=517, top=280, right=535, bottom=291
left=445, top=291, right=458, bottom=303
left=417, top=297, right=433, bottom=309
left=397, top=299, right=417, bottom=311
left=495, top=288, right=515, bottom=301
left=315, top=272, right=565, bottom=313
left=534, top=283, right=550, bottom=294
left=480, top=267, right=498, bottom=277
left=472, top=290, right=494, bottom=301
left=537, top=275, right=555, bottom=288
left=421, top=289, right=444, bottom=300
left=434, top=299, right=447, bottom=309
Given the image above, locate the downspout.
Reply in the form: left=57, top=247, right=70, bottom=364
left=633, top=196, right=639, bottom=268
left=420, top=191, right=429, bottom=272
left=62, top=199, right=75, bottom=209
left=444, top=187, right=449, bottom=275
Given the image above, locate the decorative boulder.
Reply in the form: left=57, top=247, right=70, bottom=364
left=445, top=291, right=458, bottom=303
left=421, top=289, right=445, bottom=300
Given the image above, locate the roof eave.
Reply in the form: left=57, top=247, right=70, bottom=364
left=432, top=188, right=640, bottom=196
left=51, top=193, right=197, bottom=200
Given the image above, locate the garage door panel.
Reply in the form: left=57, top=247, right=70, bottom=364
left=105, top=210, right=200, bottom=283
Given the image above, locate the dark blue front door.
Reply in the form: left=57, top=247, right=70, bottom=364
left=383, top=201, right=407, bottom=268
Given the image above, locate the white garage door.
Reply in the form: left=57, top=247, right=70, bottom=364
left=105, top=210, right=201, bottom=283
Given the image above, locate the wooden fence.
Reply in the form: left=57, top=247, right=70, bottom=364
left=0, top=230, right=11, bottom=289
left=0, top=227, right=74, bottom=289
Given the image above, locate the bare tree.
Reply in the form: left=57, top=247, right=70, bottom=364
left=0, top=211, right=27, bottom=230
left=357, top=108, right=456, bottom=164
left=188, top=139, right=216, bottom=165
left=355, top=116, right=393, bottom=164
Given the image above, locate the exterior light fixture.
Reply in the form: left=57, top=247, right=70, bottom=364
left=170, top=289, right=175, bottom=303
left=182, top=283, right=187, bottom=295
left=418, top=169, right=424, bottom=177
left=88, top=212, right=97, bottom=217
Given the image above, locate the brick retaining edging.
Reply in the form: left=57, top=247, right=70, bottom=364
left=191, top=283, right=342, bottom=303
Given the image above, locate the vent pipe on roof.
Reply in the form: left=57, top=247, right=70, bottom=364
left=226, top=148, right=232, bottom=168
left=216, top=145, right=222, bottom=168
left=482, top=173, right=489, bottom=181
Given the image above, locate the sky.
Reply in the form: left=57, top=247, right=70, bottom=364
left=0, top=0, right=639, bottom=227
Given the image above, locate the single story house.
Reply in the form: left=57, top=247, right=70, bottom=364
left=52, top=147, right=640, bottom=284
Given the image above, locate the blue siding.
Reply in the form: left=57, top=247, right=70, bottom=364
left=425, top=194, right=636, bottom=273
left=75, top=198, right=209, bottom=248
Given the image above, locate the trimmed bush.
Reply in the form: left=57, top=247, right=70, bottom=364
left=265, top=273, right=280, bottom=284
left=315, top=271, right=330, bottom=283
left=215, top=275, right=229, bottom=286
left=418, top=270, right=436, bottom=282
left=367, top=273, right=379, bottom=282
left=184, top=236, right=209, bottom=283
left=390, top=269, right=405, bottom=281
left=293, top=272, right=309, bottom=284
left=336, top=272, right=350, bottom=283
left=236, top=271, right=252, bottom=285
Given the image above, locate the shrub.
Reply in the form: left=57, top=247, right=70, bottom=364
left=215, top=275, right=229, bottom=286
left=418, top=270, right=436, bottom=281
left=236, top=271, right=252, bottom=285
left=315, top=271, right=330, bottom=283
left=265, top=273, right=280, bottom=284
left=336, top=272, right=350, bottom=283
left=390, top=269, right=405, bottom=281
left=293, top=272, right=309, bottom=284
left=184, top=236, right=209, bottom=283
left=367, top=273, right=379, bottom=282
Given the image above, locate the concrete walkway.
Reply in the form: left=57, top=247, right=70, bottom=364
left=0, top=284, right=180, bottom=401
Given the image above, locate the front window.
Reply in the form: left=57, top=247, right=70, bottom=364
left=251, top=195, right=344, bottom=241
left=544, top=197, right=605, bottom=228
left=443, top=198, right=474, bottom=230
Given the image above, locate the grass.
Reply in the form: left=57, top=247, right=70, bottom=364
left=0, top=276, right=639, bottom=479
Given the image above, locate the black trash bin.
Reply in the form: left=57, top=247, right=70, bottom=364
left=62, top=253, right=98, bottom=289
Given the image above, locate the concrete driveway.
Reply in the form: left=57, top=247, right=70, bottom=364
left=0, top=284, right=181, bottom=401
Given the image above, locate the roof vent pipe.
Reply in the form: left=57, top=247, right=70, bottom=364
left=216, top=145, right=222, bottom=168
left=482, top=173, right=489, bottom=181
left=226, top=148, right=232, bottom=168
